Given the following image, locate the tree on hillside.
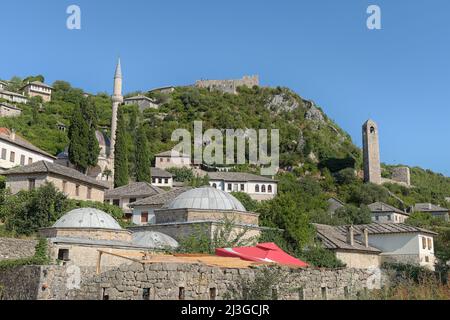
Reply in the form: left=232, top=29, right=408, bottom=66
left=68, top=98, right=100, bottom=173
left=6, top=76, right=23, bottom=92
left=114, top=108, right=129, bottom=187
left=68, top=103, right=90, bottom=172
left=134, top=124, right=151, bottom=183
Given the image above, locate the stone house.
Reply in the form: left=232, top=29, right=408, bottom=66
left=207, top=171, right=278, bottom=201
left=327, top=197, right=345, bottom=215
left=0, top=89, right=28, bottom=104
left=3, top=160, right=109, bottom=202
left=151, top=167, right=173, bottom=188
left=129, top=187, right=192, bottom=225
left=0, top=128, right=55, bottom=173
left=124, top=95, right=158, bottom=111
left=155, top=150, right=191, bottom=170
left=0, top=80, right=7, bottom=90
left=348, top=223, right=437, bottom=270
left=21, top=81, right=53, bottom=102
left=315, top=224, right=381, bottom=269
left=368, top=202, right=409, bottom=223
left=410, top=203, right=449, bottom=222
left=105, top=182, right=165, bottom=217
left=0, top=102, right=21, bottom=118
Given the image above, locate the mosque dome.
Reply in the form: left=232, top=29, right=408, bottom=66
left=165, top=187, right=246, bottom=212
left=53, top=208, right=122, bottom=230
left=132, top=231, right=179, bottom=249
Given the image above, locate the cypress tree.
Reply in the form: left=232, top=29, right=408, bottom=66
left=114, top=109, right=129, bottom=187
left=68, top=98, right=100, bottom=173
left=68, top=103, right=89, bottom=172
left=135, top=124, right=151, bottom=183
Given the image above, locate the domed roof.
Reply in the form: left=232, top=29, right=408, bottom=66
left=165, top=187, right=246, bottom=212
left=53, top=208, right=122, bottom=230
left=132, top=231, right=179, bottom=249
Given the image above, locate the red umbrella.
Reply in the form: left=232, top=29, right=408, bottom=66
left=216, top=243, right=308, bottom=267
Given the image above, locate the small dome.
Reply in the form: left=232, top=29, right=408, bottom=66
left=53, top=208, right=122, bottom=230
left=132, top=231, right=179, bottom=249
left=165, top=187, right=246, bottom=212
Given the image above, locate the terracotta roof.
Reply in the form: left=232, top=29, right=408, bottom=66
left=105, top=182, right=164, bottom=199
left=0, top=128, right=55, bottom=158
left=2, top=161, right=109, bottom=189
left=368, top=202, right=408, bottom=215
left=207, top=171, right=276, bottom=183
left=151, top=167, right=173, bottom=178
left=314, top=224, right=381, bottom=254
left=336, top=223, right=438, bottom=236
left=129, top=187, right=192, bottom=207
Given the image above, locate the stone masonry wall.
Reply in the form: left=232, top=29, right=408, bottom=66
left=0, top=262, right=389, bottom=300
left=0, top=238, right=37, bottom=261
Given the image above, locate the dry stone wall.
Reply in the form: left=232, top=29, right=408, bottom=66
left=0, top=262, right=389, bottom=300
left=0, top=238, right=37, bottom=261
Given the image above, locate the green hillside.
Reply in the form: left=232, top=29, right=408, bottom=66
left=1, top=78, right=449, bottom=266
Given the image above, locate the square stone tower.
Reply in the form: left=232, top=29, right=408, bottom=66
left=362, top=119, right=382, bottom=185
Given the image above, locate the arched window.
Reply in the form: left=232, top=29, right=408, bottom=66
left=261, top=185, right=266, bottom=193
left=255, top=185, right=260, bottom=193
left=268, top=185, right=273, bottom=193
left=212, top=183, right=217, bottom=188
left=370, top=126, right=375, bottom=134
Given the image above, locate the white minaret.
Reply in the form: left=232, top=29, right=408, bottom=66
left=110, top=58, right=123, bottom=160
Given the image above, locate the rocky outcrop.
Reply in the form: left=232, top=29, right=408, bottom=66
left=266, top=94, right=300, bottom=113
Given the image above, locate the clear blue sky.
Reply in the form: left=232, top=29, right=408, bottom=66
left=1, top=0, right=449, bottom=176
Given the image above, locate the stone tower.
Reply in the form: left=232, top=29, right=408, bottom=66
left=110, top=59, right=123, bottom=160
left=362, top=119, right=382, bottom=185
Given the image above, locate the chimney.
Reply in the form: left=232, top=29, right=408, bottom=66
left=363, top=228, right=369, bottom=248
left=10, top=129, right=16, bottom=141
left=428, top=203, right=432, bottom=210
left=347, top=225, right=355, bottom=246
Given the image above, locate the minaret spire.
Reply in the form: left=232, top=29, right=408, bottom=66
left=110, top=58, right=123, bottom=165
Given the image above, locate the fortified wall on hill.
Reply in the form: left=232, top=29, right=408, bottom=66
left=195, top=75, right=259, bottom=94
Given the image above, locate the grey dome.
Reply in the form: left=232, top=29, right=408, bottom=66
left=132, top=231, right=179, bottom=249
left=165, top=187, right=246, bottom=212
left=53, top=208, right=122, bottom=230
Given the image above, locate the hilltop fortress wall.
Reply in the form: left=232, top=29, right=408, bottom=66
left=195, top=75, right=259, bottom=94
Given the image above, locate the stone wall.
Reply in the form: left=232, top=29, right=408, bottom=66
left=391, top=167, right=411, bottom=186
left=0, top=238, right=37, bottom=261
left=195, top=76, right=259, bottom=94
left=0, top=262, right=389, bottom=300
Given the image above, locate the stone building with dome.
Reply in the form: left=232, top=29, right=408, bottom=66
left=130, top=187, right=269, bottom=244
left=39, top=208, right=179, bottom=267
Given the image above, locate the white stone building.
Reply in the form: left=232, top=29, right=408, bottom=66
left=0, top=128, right=55, bottom=173
left=350, top=224, right=437, bottom=270
left=315, top=224, right=381, bottom=269
left=317, top=223, right=437, bottom=270
left=124, top=95, right=158, bottom=111
left=21, top=81, right=53, bottom=102
left=368, top=202, right=409, bottom=223
left=0, top=89, right=28, bottom=104
left=0, top=102, right=22, bottom=118
left=0, top=81, right=7, bottom=90
left=207, top=172, right=278, bottom=201
left=151, top=167, right=173, bottom=188
left=155, top=150, right=191, bottom=170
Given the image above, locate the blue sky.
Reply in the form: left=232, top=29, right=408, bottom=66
left=1, top=0, right=449, bottom=176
